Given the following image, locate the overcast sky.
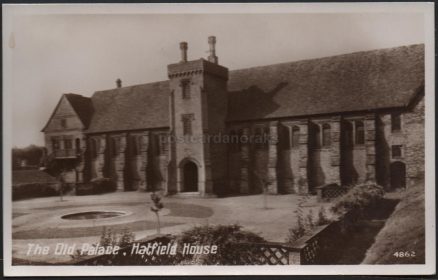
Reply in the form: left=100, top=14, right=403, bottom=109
left=5, top=10, right=424, bottom=148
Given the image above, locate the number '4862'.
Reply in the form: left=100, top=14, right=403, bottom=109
left=393, top=251, right=416, bottom=258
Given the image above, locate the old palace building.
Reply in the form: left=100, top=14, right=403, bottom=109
left=42, top=37, right=425, bottom=196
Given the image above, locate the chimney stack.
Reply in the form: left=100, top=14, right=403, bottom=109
left=208, top=36, right=218, bottom=64
left=116, top=78, right=122, bottom=88
left=180, top=42, right=188, bottom=63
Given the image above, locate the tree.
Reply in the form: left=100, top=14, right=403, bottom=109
left=58, top=169, right=65, bottom=202
left=150, top=192, right=164, bottom=234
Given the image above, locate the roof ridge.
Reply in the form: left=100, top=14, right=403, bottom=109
left=93, top=80, right=169, bottom=95
left=229, top=43, right=424, bottom=73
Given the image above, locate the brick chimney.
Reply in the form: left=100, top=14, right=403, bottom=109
left=180, top=42, right=188, bottom=63
left=116, top=78, right=122, bottom=88
left=208, top=36, right=218, bottom=64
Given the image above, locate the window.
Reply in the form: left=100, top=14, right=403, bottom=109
left=60, top=119, right=67, bottom=128
left=292, top=126, right=300, bottom=148
left=322, top=124, right=331, bottom=147
left=75, top=138, right=81, bottom=151
left=391, top=113, right=401, bottom=132
left=52, top=138, right=60, bottom=151
left=355, top=121, right=365, bottom=145
left=182, top=114, right=194, bottom=136
left=155, top=134, right=167, bottom=155
left=392, top=145, right=403, bottom=158
left=64, top=139, right=72, bottom=150
left=181, top=80, right=191, bottom=99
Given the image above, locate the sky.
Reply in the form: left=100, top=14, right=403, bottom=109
left=5, top=9, right=424, bottom=148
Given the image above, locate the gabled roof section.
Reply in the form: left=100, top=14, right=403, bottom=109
left=86, top=81, right=170, bottom=134
left=41, top=93, right=92, bottom=132
left=227, top=44, right=424, bottom=122
left=64, top=94, right=94, bottom=128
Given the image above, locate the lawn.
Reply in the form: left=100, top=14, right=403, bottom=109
left=12, top=191, right=325, bottom=263
left=362, top=182, right=425, bottom=264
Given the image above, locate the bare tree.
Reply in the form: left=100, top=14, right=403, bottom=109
left=150, top=192, right=164, bottom=234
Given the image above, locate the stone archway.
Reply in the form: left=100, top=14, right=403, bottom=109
left=182, top=161, right=198, bottom=192
left=390, top=161, right=406, bottom=189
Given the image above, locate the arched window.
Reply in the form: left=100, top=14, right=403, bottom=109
left=322, top=124, right=331, bottom=147
left=355, top=121, right=365, bottom=145
left=292, top=126, right=300, bottom=148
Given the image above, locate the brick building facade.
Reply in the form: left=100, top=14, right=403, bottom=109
left=42, top=37, right=425, bottom=196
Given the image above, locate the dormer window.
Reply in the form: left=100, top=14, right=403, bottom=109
left=181, top=80, right=191, bottom=99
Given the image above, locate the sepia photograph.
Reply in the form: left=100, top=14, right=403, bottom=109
left=2, top=3, right=435, bottom=276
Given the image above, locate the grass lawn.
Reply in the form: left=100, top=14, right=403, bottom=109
left=362, top=183, right=425, bottom=264
left=12, top=191, right=325, bottom=263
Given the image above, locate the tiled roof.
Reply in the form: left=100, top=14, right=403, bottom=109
left=83, top=44, right=424, bottom=133
left=86, top=81, right=170, bottom=133
left=227, top=44, right=424, bottom=121
left=12, top=170, right=59, bottom=185
left=64, top=94, right=94, bottom=128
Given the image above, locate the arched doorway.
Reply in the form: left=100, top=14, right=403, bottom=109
left=183, top=161, right=198, bottom=192
left=390, top=161, right=406, bottom=189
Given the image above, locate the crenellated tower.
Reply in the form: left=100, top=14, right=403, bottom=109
left=167, top=36, right=229, bottom=196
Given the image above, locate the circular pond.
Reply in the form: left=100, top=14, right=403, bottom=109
left=61, top=211, right=127, bottom=220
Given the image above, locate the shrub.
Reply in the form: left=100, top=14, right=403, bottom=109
left=91, top=178, right=117, bottom=194
left=316, top=206, right=331, bottom=226
left=331, top=182, right=385, bottom=218
left=176, top=224, right=265, bottom=265
left=77, top=178, right=117, bottom=195
left=12, top=183, right=70, bottom=200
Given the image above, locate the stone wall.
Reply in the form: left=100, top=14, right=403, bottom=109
left=404, top=96, right=425, bottom=187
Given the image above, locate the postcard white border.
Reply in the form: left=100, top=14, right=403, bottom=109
left=3, top=2, right=435, bottom=276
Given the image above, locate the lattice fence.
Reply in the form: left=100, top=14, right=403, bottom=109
left=74, top=214, right=353, bottom=266
left=74, top=237, right=300, bottom=266
left=316, top=184, right=349, bottom=202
